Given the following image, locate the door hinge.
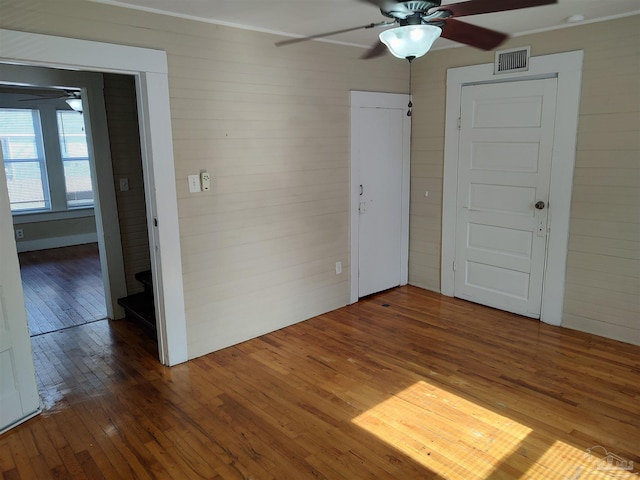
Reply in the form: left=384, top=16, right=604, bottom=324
left=453, top=260, right=456, bottom=271
left=457, top=117, right=461, bottom=130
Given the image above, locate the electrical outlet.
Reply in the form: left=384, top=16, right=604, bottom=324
left=15, top=228, right=24, bottom=239
left=335, top=261, right=342, bottom=275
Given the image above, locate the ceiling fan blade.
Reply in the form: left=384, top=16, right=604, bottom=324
left=275, top=22, right=390, bottom=47
left=361, top=41, right=388, bottom=59
left=432, top=0, right=557, bottom=18
left=438, top=18, right=507, bottom=50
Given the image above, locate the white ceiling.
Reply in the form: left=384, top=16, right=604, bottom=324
left=92, top=0, right=640, bottom=51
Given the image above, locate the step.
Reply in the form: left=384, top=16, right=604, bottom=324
left=135, top=270, right=153, bottom=296
left=118, top=292, right=156, bottom=332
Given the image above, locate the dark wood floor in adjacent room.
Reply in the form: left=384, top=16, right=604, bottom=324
left=19, top=243, right=107, bottom=336
left=1, top=286, right=638, bottom=479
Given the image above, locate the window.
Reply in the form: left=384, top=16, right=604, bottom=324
left=0, top=107, right=93, bottom=213
left=57, top=111, right=93, bottom=208
left=0, top=109, right=49, bottom=211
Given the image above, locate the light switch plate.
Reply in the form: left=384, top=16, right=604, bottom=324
left=188, top=174, right=201, bottom=193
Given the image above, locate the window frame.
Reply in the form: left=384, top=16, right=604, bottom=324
left=0, top=108, right=51, bottom=212
left=0, top=104, right=94, bottom=215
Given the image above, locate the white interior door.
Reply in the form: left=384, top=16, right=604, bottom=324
left=351, top=92, right=410, bottom=299
left=0, top=149, right=41, bottom=434
left=454, top=78, right=558, bottom=318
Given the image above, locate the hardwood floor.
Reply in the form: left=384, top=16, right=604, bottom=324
left=18, top=244, right=107, bottom=336
left=1, top=286, right=639, bottom=479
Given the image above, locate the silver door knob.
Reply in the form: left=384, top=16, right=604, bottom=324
left=535, top=201, right=546, bottom=210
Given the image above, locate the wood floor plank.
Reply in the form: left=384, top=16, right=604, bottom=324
left=1, top=286, right=639, bottom=479
left=74, top=450, right=106, bottom=480
left=73, top=402, right=148, bottom=480
left=2, top=468, right=20, bottom=480
left=0, top=438, right=16, bottom=475
left=4, top=430, right=48, bottom=480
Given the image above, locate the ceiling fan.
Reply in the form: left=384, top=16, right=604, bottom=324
left=276, top=0, right=558, bottom=60
left=0, top=86, right=84, bottom=111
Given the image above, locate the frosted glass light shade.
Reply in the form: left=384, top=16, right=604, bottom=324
left=66, top=98, right=83, bottom=112
left=379, top=25, right=442, bottom=59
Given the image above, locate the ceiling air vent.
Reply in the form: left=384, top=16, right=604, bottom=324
left=494, top=46, right=531, bottom=75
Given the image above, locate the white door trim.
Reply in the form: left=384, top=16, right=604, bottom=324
left=442, top=50, right=583, bottom=326
left=0, top=29, right=188, bottom=365
left=350, top=91, right=411, bottom=304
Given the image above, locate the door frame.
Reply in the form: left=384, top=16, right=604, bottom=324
left=441, top=50, right=584, bottom=326
left=349, top=91, right=411, bottom=303
left=0, top=28, right=188, bottom=365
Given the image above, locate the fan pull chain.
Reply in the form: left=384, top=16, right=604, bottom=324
left=407, top=56, right=414, bottom=117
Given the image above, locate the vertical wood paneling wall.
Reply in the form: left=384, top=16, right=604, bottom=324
left=103, top=73, right=151, bottom=295
left=410, top=15, right=640, bottom=345
left=0, top=0, right=408, bottom=358
left=2, top=2, right=635, bottom=353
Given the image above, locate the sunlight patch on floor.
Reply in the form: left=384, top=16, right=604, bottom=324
left=351, top=380, right=636, bottom=479
left=351, top=380, right=531, bottom=478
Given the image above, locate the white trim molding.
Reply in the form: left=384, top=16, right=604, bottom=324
left=441, top=50, right=584, bottom=326
left=0, top=29, right=188, bottom=365
left=16, top=233, right=99, bottom=253
left=12, top=208, right=95, bottom=224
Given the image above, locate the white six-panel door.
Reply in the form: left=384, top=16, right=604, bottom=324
left=454, top=78, right=558, bottom=318
left=0, top=149, right=40, bottom=434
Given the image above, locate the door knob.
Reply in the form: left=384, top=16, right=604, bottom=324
left=535, top=201, right=545, bottom=210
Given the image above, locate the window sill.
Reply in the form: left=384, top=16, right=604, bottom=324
left=12, top=207, right=95, bottom=224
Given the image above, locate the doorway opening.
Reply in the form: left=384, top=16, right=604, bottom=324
left=349, top=91, right=411, bottom=304
left=0, top=27, right=188, bottom=370
left=1, top=71, right=154, bottom=339
left=0, top=28, right=190, bottom=434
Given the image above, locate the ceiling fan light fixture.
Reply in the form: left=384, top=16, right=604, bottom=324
left=65, top=98, right=83, bottom=112
left=379, top=24, right=441, bottom=59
